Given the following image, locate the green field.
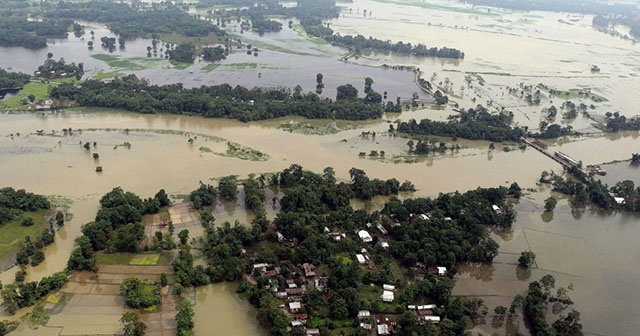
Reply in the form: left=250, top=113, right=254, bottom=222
left=0, top=78, right=76, bottom=109
left=91, top=54, right=168, bottom=71
left=0, top=210, right=50, bottom=261
left=200, top=63, right=220, bottom=72
left=95, top=253, right=162, bottom=266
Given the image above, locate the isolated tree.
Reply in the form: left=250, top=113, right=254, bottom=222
left=120, top=311, right=146, bottom=336
left=178, top=229, right=189, bottom=245
left=518, top=251, right=536, bottom=268
left=336, top=84, right=358, bottom=100
left=544, top=196, right=557, bottom=212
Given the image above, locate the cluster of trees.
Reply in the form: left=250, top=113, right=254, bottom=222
left=202, top=46, right=226, bottom=62
left=0, top=18, right=73, bottom=49
left=16, top=229, right=55, bottom=267
left=49, top=75, right=385, bottom=121
left=0, top=187, right=50, bottom=226
left=169, top=44, right=196, bottom=63
left=68, top=188, right=170, bottom=271
left=45, top=1, right=223, bottom=39
left=384, top=186, right=516, bottom=270
left=541, top=170, right=618, bottom=210
left=176, top=301, right=194, bottom=336
left=531, top=122, right=575, bottom=139
left=397, top=105, right=526, bottom=142
left=36, top=57, right=84, bottom=80
left=603, top=113, right=640, bottom=132
left=0, top=68, right=31, bottom=89
left=523, top=275, right=582, bottom=335
left=327, top=34, right=465, bottom=59
left=119, top=277, right=161, bottom=309
left=1, top=271, right=67, bottom=314
left=120, top=311, right=146, bottom=336
left=593, top=14, right=640, bottom=38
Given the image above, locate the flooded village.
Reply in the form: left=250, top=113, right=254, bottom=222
left=1, top=0, right=640, bottom=335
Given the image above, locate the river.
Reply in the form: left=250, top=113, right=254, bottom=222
left=1, top=0, right=640, bottom=334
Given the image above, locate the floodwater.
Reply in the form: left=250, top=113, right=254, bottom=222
left=191, top=283, right=268, bottom=336
left=1, top=0, right=640, bottom=334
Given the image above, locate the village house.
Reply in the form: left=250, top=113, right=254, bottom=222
left=302, top=263, right=316, bottom=277
left=288, top=301, right=302, bottom=314
left=358, top=230, right=373, bottom=243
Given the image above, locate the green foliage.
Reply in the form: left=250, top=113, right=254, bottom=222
left=218, top=176, right=238, bottom=202
left=119, top=278, right=161, bottom=309
left=518, top=251, right=536, bottom=268
left=328, top=34, right=465, bottom=59
left=0, top=68, right=31, bottom=89
left=397, top=105, right=525, bottom=142
left=169, top=44, right=195, bottom=63
left=202, top=46, right=226, bottom=62
left=243, top=177, right=266, bottom=212
left=544, top=197, right=557, bottom=212
left=0, top=17, right=72, bottom=49
left=1, top=272, right=67, bottom=315
left=45, top=1, right=222, bottom=39
left=178, top=229, right=189, bottom=245
left=176, top=301, right=194, bottom=336
left=36, top=58, right=84, bottom=80
left=50, top=75, right=384, bottom=121
left=0, top=187, right=50, bottom=225
left=120, top=311, right=147, bottom=336
left=190, top=182, right=217, bottom=209
left=67, top=236, right=96, bottom=272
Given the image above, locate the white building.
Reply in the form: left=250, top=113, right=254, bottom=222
left=381, top=290, right=394, bottom=303
left=358, top=230, right=373, bottom=243
left=356, top=254, right=366, bottom=265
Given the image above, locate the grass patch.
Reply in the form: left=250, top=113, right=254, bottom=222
left=95, top=253, right=134, bottom=265
left=0, top=79, right=75, bottom=109
left=199, top=146, right=213, bottom=153
left=228, top=33, right=320, bottom=56
left=45, top=294, right=60, bottom=304
left=92, top=71, right=124, bottom=80
left=0, top=210, right=49, bottom=261
left=91, top=54, right=167, bottom=71
left=171, top=61, right=192, bottom=70
left=336, top=256, right=352, bottom=266
left=222, top=62, right=258, bottom=70
left=130, top=254, right=160, bottom=266
left=223, top=141, right=269, bottom=161
left=159, top=33, right=225, bottom=46
left=201, top=63, right=220, bottom=72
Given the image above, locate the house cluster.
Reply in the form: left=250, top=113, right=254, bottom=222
left=380, top=284, right=395, bottom=303
left=407, top=304, right=441, bottom=325
left=357, top=310, right=398, bottom=335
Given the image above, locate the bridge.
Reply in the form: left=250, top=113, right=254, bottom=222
left=521, top=137, right=589, bottom=175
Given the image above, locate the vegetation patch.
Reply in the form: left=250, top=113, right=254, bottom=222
left=199, top=146, right=213, bottom=153
left=0, top=78, right=74, bottom=109
left=129, top=254, right=160, bottom=266
left=92, top=71, right=124, bottom=80
left=0, top=210, right=49, bottom=262
left=45, top=294, right=60, bottom=304
left=223, top=142, right=269, bottom=161
left=222, top=62, right=258, bottom=70
left=200, top=63, right=220, bottom=72
left=90, top=54, right=167, bottom=71
left=95, top=253, right=134, bottom=265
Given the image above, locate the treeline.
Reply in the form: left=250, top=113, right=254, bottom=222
left=49, top=75, right=385, bottom=121
left=530, top=123, right=575, bottom=139
left=541, top=170, right=618, bottom=210
left=0, top=68, right=31, bottom=89
left=603, top=113, right=640, bottom=132
left=0, top=187, right=50, bottom=226
left=593, top=15, right=640, bottom=37
left=1, top=272, right=68, bottom=314
left=0, top=18, right=72, bottom=49
left=67, top=187, right=170, bottom=271
left=397, top=105, right=526, bottom=142
left=327, top=34, right=465, bottom=59
left=45, top=1, right=223, bottom=39
left=465, top=0, right=634, bottom=15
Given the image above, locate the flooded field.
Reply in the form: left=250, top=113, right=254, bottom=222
left=1, top=0, right=640, bottom=334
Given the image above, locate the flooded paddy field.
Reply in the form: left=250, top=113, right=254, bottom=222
left=1, top=0, right=640, bottom=334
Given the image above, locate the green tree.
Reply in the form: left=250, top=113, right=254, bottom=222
left=176, top=300, right=194, bottom=336
left=544, top=197, right=557, bottom=212
left=518, top=251, right=536, bottom=268
left=178, top=229, right=189, bottom=245
left=336, top=84, right=358, bottom=100
left=120, top=311, right=146, bottom=336
left=218, top=176, right=238, bottom=202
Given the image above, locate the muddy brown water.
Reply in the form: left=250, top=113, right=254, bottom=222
left=2, top=0, right=640, bottom=334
